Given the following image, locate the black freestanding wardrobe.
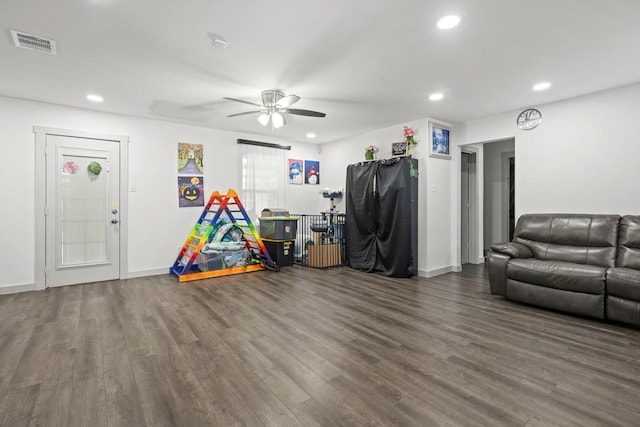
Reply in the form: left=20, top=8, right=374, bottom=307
left=345, top=157, right=418, bottom=277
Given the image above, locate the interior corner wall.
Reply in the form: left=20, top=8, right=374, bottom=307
left=320, top=118, right=454, bottom=277
left=0, top=96, right=321, bottom=292
left=455, top=82, right=640, bottom=222
left=285, top=144, right=329, bottom=215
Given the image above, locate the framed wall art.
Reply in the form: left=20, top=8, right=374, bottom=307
left=178, top=176, right=205, bottom=207
left=177, top=142, right=204, bottom=174
left=304, top=160, right=320, bottom=185
left=391, top=142, right=407, bottom=157
left=428, top=122, right=451, bottom=159
left=288, top=158, right=303, bottom=184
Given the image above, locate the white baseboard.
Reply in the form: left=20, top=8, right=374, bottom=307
left=0, top=283, right=36, bottom=295
left=124, top=267, right=169, bottom=279
left=0, top=268, right=170, bottom=295
left=418, top=265, right=461, bottom=278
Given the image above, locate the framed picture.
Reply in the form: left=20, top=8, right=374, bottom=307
left=392, top=142, right=407, bottom=157
left=288, top=158, right=303, bottom=184
left=178, top=176, right=205, bottom=207
left=429, top=121, right=451, bottom=159
left=177, top=142, right=204, bottom=174
left=304, top=160, right=320, bottom=185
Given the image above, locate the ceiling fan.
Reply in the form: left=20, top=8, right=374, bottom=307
left=223, top=89, right=326, bottom=128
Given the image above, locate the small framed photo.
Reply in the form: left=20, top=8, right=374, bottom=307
left=429, top=121, right=451, bottom=159
left=391, top=142, right=407, bottom=157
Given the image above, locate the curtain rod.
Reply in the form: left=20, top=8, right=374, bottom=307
left=237, top=139, right=291, bottom=151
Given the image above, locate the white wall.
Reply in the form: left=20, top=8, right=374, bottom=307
left=286, top=145, right=328, bottom=215
left=6, top=81, right=638, bottom=292
left=321, top=117, right=455, bottom=277
left=456, top=82, right=640, bottom=217
left=0, top=96, right=323, bottom=292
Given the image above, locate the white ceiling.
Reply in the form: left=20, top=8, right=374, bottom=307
left=2, top=0, right=640, bottom=144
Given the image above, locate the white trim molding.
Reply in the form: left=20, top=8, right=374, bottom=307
left=418, top=265, right=462, bottom=278
left=0, top=283, right=36, bottom=295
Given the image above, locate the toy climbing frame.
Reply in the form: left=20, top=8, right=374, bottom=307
left=170, top=188, right=274, bottom=282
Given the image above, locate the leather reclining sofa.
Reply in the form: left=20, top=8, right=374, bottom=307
left=488, top=214, right=640, bottom=326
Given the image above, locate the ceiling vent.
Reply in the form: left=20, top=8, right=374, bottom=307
left=10, top=30, right=57, bottom=55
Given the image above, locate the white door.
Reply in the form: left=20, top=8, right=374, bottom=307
left=45, top=135, right=120, bottom=287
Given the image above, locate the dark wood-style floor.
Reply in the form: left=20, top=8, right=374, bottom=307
left=1, top=265, right=640, bottom=426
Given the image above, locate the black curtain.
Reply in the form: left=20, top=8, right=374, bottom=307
left=345, top=161, right=377, bottom=271
left=346, top=157, right=417, bottom=277
left=375, top=159, right=414, bottom=276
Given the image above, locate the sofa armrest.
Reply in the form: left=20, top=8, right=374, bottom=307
left=490, top=242, right=533, bottom=259
left=487, top=251, right=510, bottom=296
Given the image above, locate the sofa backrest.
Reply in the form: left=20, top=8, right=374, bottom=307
left=513, top=214, right=620, bottom=267
left=616, top=215, right=640, bottom=270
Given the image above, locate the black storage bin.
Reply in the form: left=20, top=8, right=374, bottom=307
left=259, top=217, right=298, bottom=240
left=262, top=239, right=295, bottom=267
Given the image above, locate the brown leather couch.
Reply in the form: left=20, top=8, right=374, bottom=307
left=488, top=214, right=640, bottom=326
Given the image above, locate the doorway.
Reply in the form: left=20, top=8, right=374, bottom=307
left=483, top=139, right=515, bottom=254
left=508, top=155, right=515, bottom=240
left=460, top=151, right=477, bottom=264
left=34, top=127, right=129, bottom=289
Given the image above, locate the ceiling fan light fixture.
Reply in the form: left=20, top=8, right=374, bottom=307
left=257, top=113, right=270, bottom=126
left=225, top=89, right=326, bottom=129
left=271, top=112, right=285, bottom=128
left=262, top=89, right=284, bottom=107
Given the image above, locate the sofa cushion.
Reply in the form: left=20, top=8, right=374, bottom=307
left=616, top=215, right=640, bottom=270
left=606, top=296, right=640, bottom=326
left=507, top=279, right=605, bottom=319
left=513, top=214, right=620, bottom=267
left=507, top=258, right=606, bottom=294
left=607, top=267, right=640, bottom=301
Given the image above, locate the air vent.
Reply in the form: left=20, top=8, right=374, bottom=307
left=10, top=30, right=57, bottom=55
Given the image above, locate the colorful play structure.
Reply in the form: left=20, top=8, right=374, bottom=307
left=170, top=188, right=276, bottom=282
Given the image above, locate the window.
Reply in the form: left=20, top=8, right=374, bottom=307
left=240, top=143, right=287, bottom=220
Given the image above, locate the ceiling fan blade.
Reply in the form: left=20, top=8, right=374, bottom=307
left=276, top=94, right=300, bottom=108
left=228, top=110, right=263, bottom=117
left=222, top=97, right=263, bottom=108
left=286, top=108, right=326, bottom=118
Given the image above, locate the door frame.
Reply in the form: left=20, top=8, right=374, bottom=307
left=501, top=151, right=515, bottom=241
left=457, top=138, right=515, bottom=267
left=459, top=148, right=480, bottom=265
left=34, top=126, right=129, bottom=290
left=460, top=150, right=479, bottom=264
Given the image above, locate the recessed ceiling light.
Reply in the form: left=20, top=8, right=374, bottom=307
left=533, top=82, right=551, bottom=91
left=306, top=133, right=316, bottom=139
left=429, top=93, right=444, bottom=101
left=437, top=15, right=460, bottom=30
left=86, top=93, right=103, bottom=103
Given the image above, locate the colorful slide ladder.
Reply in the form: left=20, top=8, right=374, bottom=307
left=170, top=188, right=274, bottom=282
